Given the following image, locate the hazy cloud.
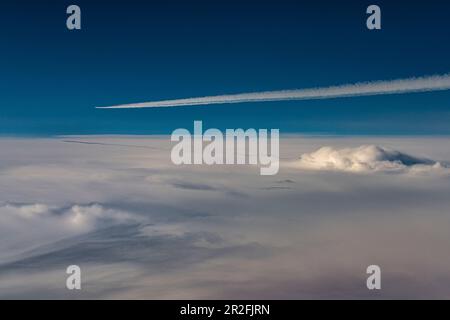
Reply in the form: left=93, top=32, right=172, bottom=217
left=1, top=137, right=450, bottom=298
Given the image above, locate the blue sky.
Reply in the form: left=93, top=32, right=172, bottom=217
left=1, top=0, right=450, bottom=135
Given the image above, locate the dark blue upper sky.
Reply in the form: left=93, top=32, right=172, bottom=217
left=1, top=0, right=450, bottom=135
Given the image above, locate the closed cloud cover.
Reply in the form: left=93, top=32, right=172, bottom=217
left=1, top=137, right=450, bottom=298
left=296, top=145, right=447, bottom=173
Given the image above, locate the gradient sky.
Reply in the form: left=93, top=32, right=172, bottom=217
left=1, top=0, right=450, bottom=135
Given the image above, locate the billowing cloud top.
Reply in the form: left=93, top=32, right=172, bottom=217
left=296, top=145, right=446, bottom=173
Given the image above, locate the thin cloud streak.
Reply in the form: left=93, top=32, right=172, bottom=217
left=98, top=74, right=450, bottom=109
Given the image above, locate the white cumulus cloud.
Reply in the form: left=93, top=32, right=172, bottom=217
left=295, top=145, right=447, bottom=173
left=0, top=202, right=142, bottom=260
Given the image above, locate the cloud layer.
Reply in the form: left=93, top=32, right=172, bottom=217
left=1, top=137, right=450, bottom=299
left=98, top=74, right=450, bottom=109
left=295, top=145, right=446, bottom=173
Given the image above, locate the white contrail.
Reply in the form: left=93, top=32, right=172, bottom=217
left=97, top=74, right=450, bottom=109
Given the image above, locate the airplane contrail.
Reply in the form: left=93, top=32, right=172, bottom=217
left=97, top=74, right=450, bottom=109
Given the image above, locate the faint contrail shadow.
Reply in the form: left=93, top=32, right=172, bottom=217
left=62, top=140, right=161, bottom=150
